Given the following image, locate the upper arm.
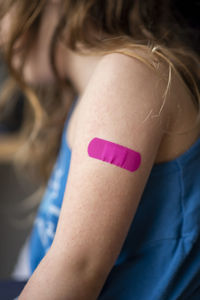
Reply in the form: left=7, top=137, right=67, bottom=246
left=52, top=53, right=172, bottom=277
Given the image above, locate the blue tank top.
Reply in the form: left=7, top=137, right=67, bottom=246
left=29, top=99, right=200, bottom=299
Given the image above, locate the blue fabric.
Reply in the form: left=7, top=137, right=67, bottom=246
left=29, top=99, right=200, bottom=299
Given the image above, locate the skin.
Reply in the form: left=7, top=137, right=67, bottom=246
left=1, top=2, right=200, bottom=299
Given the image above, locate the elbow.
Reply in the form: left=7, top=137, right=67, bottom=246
left=48, top=245, right=109, bottom=295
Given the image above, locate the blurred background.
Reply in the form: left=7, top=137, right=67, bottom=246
left=0, top=59, right=42, bottom=279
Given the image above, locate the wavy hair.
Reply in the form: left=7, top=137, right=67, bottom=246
left=0, top=0, right=200, bottom=183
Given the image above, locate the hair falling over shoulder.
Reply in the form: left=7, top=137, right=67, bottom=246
left=0, top=0, right=199, bottom=183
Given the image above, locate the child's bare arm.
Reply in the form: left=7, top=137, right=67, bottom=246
left=19, top=52, right=173, bottom=299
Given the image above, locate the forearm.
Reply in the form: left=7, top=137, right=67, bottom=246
left=19, top=248, right=106, bottom=300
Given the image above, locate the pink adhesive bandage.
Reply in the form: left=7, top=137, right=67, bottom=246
left=87, top=137, right=141, bottom=172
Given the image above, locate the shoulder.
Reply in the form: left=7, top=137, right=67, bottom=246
left=93, top=50, right=170, bottom=88
left=77, top=50, right=174, bottom=135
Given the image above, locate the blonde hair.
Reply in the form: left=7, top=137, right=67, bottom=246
left=0, top=0, right=199, bottom=183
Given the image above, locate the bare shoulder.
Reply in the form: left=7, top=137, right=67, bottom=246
left=90, top=51, right=172, bottom=98
left=78, top=50, right=173, bottom=130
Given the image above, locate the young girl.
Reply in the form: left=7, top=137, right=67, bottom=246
left=1, top=0, right=200, bottom=299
